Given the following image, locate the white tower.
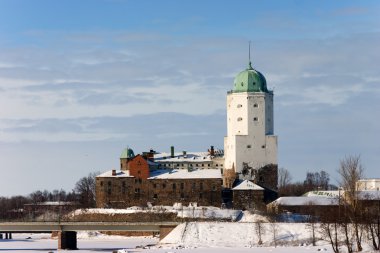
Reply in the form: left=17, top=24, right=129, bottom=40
left=224, top=58, right=277, bottom=181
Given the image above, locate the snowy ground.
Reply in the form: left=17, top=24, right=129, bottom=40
left=0, top=223, right=334, bottom=253
left=0, top=220, right=376, bottom=252
left=0, top=232, right=333, bottom=253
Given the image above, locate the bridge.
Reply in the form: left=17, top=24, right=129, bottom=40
left=0, top=222, right=180, bottom=250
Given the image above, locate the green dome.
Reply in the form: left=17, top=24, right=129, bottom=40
left=233, top=62, right=268, bottom=93
left=120, top=147, right=135, bottom=159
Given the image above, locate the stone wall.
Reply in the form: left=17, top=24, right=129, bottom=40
left=96, top=176, right=222, bottom=208
left=233, top=190, right=265, bottom=210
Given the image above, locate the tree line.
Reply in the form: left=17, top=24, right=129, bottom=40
left=0, top=172, right=98, bottom=221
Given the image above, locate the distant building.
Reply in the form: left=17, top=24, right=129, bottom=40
left=267, top=193, right=340, bottom=217
left=356, top=178, right=380, bottom=191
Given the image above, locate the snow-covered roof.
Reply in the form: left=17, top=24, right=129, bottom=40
left=270, top=196, right=339, bottom=206
left=24, top=201, right=77, bottom=206
left=148, top=169, right=222, bottom=180
left=357, top=190, right=380, bottom=200
left=154, top=152, right=213, bottom=163
left=303, top=191, right=339, bottom=198
left=97, top=170, right=133, bottom=178
left=232, top=180, right=264, bottom=191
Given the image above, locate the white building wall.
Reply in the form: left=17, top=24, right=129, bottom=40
left=224, top=91, right=277, bottom=178
left=357, top=179, right=380, bottom=191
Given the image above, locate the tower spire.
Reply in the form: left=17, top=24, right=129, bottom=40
left=248, top=41, right=253, bottom=69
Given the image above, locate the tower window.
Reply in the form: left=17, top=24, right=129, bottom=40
left=261, top=145, right=266, bottom=149
left=254, top=117, right=258, bottom=121
left=237, top=117, right=243, bottom=121
left=237, top=104, right=242, bottom=108
left=247, top=145, right=251, bottom=148
left=254, top=103, right=258, bottom=108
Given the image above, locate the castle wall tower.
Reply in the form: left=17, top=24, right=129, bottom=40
left=224, top=60, right=277, bottom=186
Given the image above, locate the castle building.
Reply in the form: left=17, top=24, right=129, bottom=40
left=95, top=55, right=278, bottom=209
left=223, top=60, right=278, bottom=191
left=96, top=150, right=222, bottom=208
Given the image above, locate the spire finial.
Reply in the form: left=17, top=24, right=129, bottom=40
left=248, top=41, right=253, bottom=69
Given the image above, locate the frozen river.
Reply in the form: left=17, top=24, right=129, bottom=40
left=0, top=233, right=333, bottom=253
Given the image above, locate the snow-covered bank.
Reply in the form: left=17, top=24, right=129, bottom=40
left=71, top=205, right=243, bottom=220
left=161, top=222, right=316, bottom=248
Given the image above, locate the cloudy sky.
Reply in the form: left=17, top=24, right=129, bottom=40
left=0, top=0, right=379, bottom=196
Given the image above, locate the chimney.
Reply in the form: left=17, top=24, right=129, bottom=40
left=112, top=169, right=116, bottom=176
left=183, top=150, right=187, bottom=157
left=170, top=146, right=175, bottom=158
left=210, top=145, right=215, bottom=156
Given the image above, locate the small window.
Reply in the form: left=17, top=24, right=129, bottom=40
left=216, top=164, right=218, bottom=167
left=153, top=183, right=157, bottom=188
left=108, top=181, right=111, bottom=186
left=237, top=117, right=243, bottom=121
left=180, top=182, right=184, bottom=189
left=237, top=104, right=242, bottom=108
left=261, top=145, right=266, bottom=149
left=254, top=117, right=258, bottom=121
left=254, top=103, right=258, bottom=108
left=192, top=182, right=196, bottom=190
left=180, top=193, right=185, bottom=199
left=200, top=182, right=203, bottom=190
left=162, top=183, right=166, bottom=188
left=212, top=185, right=216, bottom=191
left=241, top=82, right=244, bottom=86
left=100, top=181, right=103, bottom=186
left=199, top=193, right=203, bottom=199
left=134, top=179, right=138, bottom=184
left=138, top=170, right=141, bottom=175
left=172, top=183, right=176, bottom=190
left=135, top=188, right=140, bottom=194
left=208, top=164, right=210, bottom=167
left=153, top=194, right=158, bottom=199
left=139, top=178, right=142, bottom=183
left=108, top=189, right=112, bottom=195
left=202, top=164, right=204, bottom=167
left=247, top=145, right=251, bottom=148
left=122, top=181, right=126, bottom=187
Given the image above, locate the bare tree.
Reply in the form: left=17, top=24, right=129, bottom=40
left=278, top=168, right=292, bottom=189
left=267, top=214, right=279, bottom=247
left=255, top=219, right=266, bottom=245
left=320, top=221, right=340, bottom=253
left=338, top=155, right=364, bottom=252
left=74, top=172, right=99, bottom=208
left=305, top=214, right=318, bottom=246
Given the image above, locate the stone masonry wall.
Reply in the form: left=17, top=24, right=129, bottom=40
left=96, top=176, right=222, bottom=208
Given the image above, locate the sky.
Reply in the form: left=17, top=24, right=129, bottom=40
left=0, top=0, right=379, bottom=196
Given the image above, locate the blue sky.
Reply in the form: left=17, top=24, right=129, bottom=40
left=0, top=0, right=379, bottom=196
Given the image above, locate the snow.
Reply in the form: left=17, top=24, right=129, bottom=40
left=357, top=190, right=380, bottom=200
left=154, top=152, right=213, bottom=162
left=233, top=180, right=264, bottom=190
left=148, top=169, right=221, bottom=179
left=24, top=201, right=76, bottom=206
left=160, top=222, right=317, bottom=247
left=269, top=196, right=339, bottom=206
left=70, top=205, right=241, bottom=220
left=1, top=223, right=377, bottom=253
left=303, top=191, right=339, bottom=198
left=97, top=170, right=133, bottom=178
